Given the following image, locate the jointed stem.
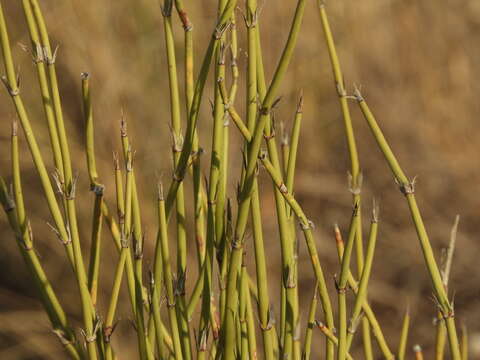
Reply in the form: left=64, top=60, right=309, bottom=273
left=346, top=209, right=379, bottom=351
left=164, top=0, right=238, bottom=219
left=2, top=126, right=81, bottom=359
left=157, top=183, right=184, bottom=360
left=21, top=0, right=64, bottom=180
left=259, top=154, right=335, bottom=360
left=0, top=0, right=74, bottom=268
left=318, top=3, right=372, bottom=358
left=302, top=284, right=318, bottom=360
left=355, top=92, right=461, bottom=360
left=162, top=2, right=192, bottom=357
left=255, top=24, right=299, bottom=360
left=3, top=1, right=98, bottom=357
left=82, top=74, right=104, bottom=307
left=337, top=202, right=360, bottom=360
left=222, top=0, right=308, bottom=357
left=335, top=225, right=394, bottom=359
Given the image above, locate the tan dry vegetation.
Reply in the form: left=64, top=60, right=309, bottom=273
left=0, top=0, right=479, bottom=358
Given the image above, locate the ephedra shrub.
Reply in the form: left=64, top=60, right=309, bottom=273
left=0, top=0, right=468, bottom=359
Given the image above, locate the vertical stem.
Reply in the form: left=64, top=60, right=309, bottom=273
left=346, top=206, right=378, bottom=350
left=119, top=122, right=151, bottom=360
left=81, top=73, right=99, bottom=187
left=283, top=96, right=303, bottom=360
left=280, top=126, right=290, bottom=179
left=285, top=95, right=303, bottom=195
left=199, top=0, right=230, bottom=351
left=435, top=314, right=447, bottom=360
left=335, top=224, right=394, bottom=359
left=244, top=272, right=258, bottom=360
left=250, top=183, right=275, bottom=359
left=239, top=259, right=257, bottom=360
left=105, top=148, right=134, bottom=360
left=157, top=183, right=184, bottom=360
left=82, top=74, right=104, bottom=307
left=437, top=215, right=460, bottom=360
left=162, top=2, right=192, bottom=357
left=302, top=284, right=318, bottom=360
left=174, top=0, right=207, bottom=271
left=217, top=18, right=237, bottom=327
left=239, top=256, right=249, bottom=360
left=150, top=271, right=167, bottom=360
left=398, top=307, right=410, bottom=360
left=337, top=202, right=360, bottom=360
left=87, top=193, right=103, bottom=306
left=104, top=249, right=128, bottom=360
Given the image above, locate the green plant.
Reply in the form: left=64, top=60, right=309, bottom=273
left=0, top=0, right=468, bottom=359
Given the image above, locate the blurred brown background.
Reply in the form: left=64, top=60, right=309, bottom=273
left=0, top=0, right=479, bottom=358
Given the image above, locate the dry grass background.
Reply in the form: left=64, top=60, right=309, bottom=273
left=0, top=0, right=480, bottom=358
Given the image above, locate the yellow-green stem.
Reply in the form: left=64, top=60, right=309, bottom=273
left=398, top=308, right=410, bottom=360
left=355, top=92, right=461, bottom=360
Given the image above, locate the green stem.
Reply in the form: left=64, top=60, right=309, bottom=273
left=337, top=202, right=360, bottom=360
left=302, top=285, right=318, bottom=360
left=216, top=17, right=237, bottom=327
left=103, top=201, right=175, bottom=354
left=82, top=74, right=104, bottom=307
left=4, top=128, right=81, bottom=359
left=150, top=271, right=167, bottom=360
left=157, top=183, right=184, bottom=360
left=239, top=257, right=249, bottom=360
left=87, top=193, right=103, bottom=306
left=435, top=314, right=447, bottom=360
left=285, top=94, right=302, bottom=195
left=397, top=307, right=410, bottom=360
left=174, top=0, right=206, bottom=271
left=162, top=2, right=192, bottom=357
left=250, top=183, right=275, bottom=359
left=244, top=270, right=258, bottom=360
left=104, top=248, right=128, bottom=360
left=0, top=0, right=74, bottom=268
left=200, top=0, right=228, bottom=343
left=164, top=0, right=237, bottom=219
left=20, top=0, right=64, bottom=180
left=318, top=4, right=372, bottom=358
left=28, top=1, right=98, bottom=356
left=222, top=1, right=308, bottom=357
left=355, top=91, right=461, bottom=360
left=346, top=208, right=379, bottom=350
left=259, top=154, right=335, bottom=360
left=302, top=284, right=318, bottom=360
left=256, top=21, right=300, bottom=360
left=335, top=225, right=394, bottom=359
left=105, top=147, right=134, bottom=359
left=119, top=123, right=151, bottom=360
